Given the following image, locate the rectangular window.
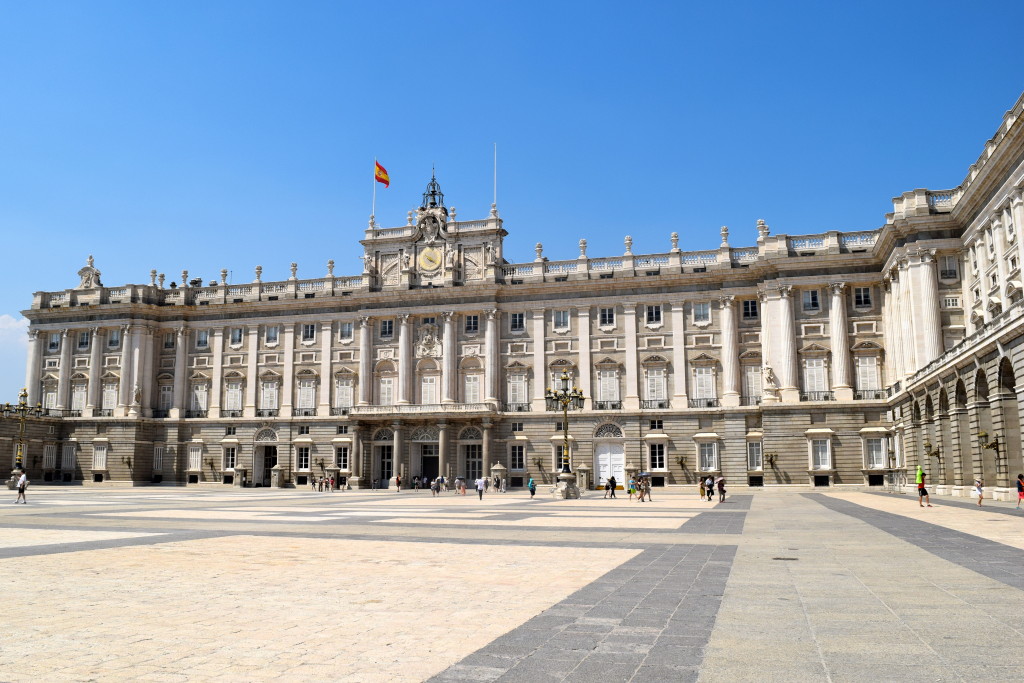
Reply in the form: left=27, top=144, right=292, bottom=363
left=646, top=305, right=662, bottom=324
left=49, top=332, right=60, bottom=351
left=699, top=442, right=717, bottom=471
left=464, top=374, right=481, bottom=403
left=649, top=419, right=663, bottom=431
left=380, top=320, right=393, bottom=337
left=225, top=426, right=236, bottom=436
left=811, top=439, right=831, bottom=469
left=747, top=441, right=763, bottom=471
left=188, top=445, right=202, bottom=471
left=164, top=333, right=175, bottom=349
left=335, top=446, right=349, bottom=470
left=230, top=328, right=243, bottom=345
left=339, top=322, right=354, bottom=340
left=336, top=425, right=349, bottom=434
left=223, top=447, right=237, bottom=469
left=102, top=384, right=117, bottom=410
left=265, top=326, right=279, bottom=344
left=649, top=443, right=666, bottom=470
left=646, top=368, right=666, bottom=401
left=71, top=384, right=87, bottom=411
left=510, top=444, right=525, bottom=470
left=94, top=443, right=108, bottom=470
left=152, top=444, right=164, bottom=473
left=598, top=370, right=619, bottom=402
left=465, top=315, right=479, bottom=333
left=379, top=377, right=394, bottom=405
left=159, top=385, right=173, bottom=410
left=43, top=444, right=56, bottom=469
left=693, top=302, right=710, bottom=323
left=297, top=446, right=310, bottom=470
left=940, top=255, right=958, bottom=279
left=421, top=317, right=435, bottom=325
left=855, top=356, right=879, bottom=391
left=225, top=382, right=242, bottom=411
left=196, top=330, right=209, bottom=349
left=301, top=324, right=316, bottom=342
left=555, top=444, right=568, bottom=471
left=107, top=329, right=120, bottom=348
left=742, top=365, right=762, bottom=402
left=803, top=358, right=828, bottom=393
left=600, top=307, right=615, bottom=326
left=507, top=374, right=527, bottom=404
left=43, top=389, right=56, bottom=410
left=61, top=443, right=77, bottom=470
left=78, top=331, right=90, bottom=349
left=742, top=300, right=758, bottom=320
left=942, top=297, right=960, bottom=308
left=420, top=375, right=437, bottom=404
left=298, top=425, right=310, bottom=435
left=865, top=438, right=885, bottom=469
left=553, top=310, right=570, bottom=329
left=297, top=379, right=315, bottom=409
left=511, top=421, right=523, bottom=433
left=510, top=313, right=525, bottom=332
left=335, top=377, right=354, bottom=408
left=260, top=382, right=278, bottom=410
left=693, top=367, right=715, bottom=399
left=802, top=290, right=820, bottom=311
left=854, top=287, right=872, bottom=307
left=190, top=384, right=209, bottom=411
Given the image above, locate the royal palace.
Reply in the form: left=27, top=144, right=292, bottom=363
left=6, top=93, right=1024, bottom=498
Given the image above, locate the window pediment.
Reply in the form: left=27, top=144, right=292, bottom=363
left=798, top=343, right=830, bottom=356
left=641, top=354, right=668, bottom=366
left=689, top=353, right=718, bottom=367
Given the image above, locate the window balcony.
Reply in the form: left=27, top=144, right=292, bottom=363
left=688, top=398, right=719, bottom=408
left=221, top=410, right=243, bottom=418
left=640, top=400, right=669, bottom=409
left=47, top=409, right=81, bottom=417
left=152, top=410, right=169, bottom=418
left=940, top=269, right=958, bottom=279
left=594, top=400, right=623, bottom=410
left=740, top=395, right=762, bottom=406
left=330, top=407, right=351, bottom=416
left=185, top=410, right=208, bottom=418
left=256, top=409, right=279, bottom=417
left=800, top=391, right=835, bottom=402
left=292, top=408, right=317, bottom=417
left=95, top=409, right=113, bottom=417
left=854, top=390, right=887, bottom=400
left=502, top=402, right=532, bottom=412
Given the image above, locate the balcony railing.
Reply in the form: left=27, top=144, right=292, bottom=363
left=293, top=408, right=317, bottom=417
left=256, top=409, right=279, bottom=417
left=330, top=407, right=351, bottom=416
left=800, top=392, right=835, bottom=402
left=939, top=270, right=958, bottom=280
left=854, top=390, right=887, bottom=400
left=594, top=400, right=623, bottom=410
left=185, top=410, right=208, bottom=418
left=221, top=410, right=243, bottom=418
left=640, top=400, right=669, bottom=409
left=95, top=409, right=113, bottom=417
left=349, top=402, right=497, bottom=417
left=688, top=398, right=720, bottom=408
left=47, top=409, right=81, bottom=417
left=740, top=395, right=762, bottom=406
left=502, top=402, right=532, bottom=412
left=152, top=410, right=169, bottom=418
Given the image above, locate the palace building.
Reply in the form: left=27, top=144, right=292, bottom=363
left=6, top=92, right=1024, bottom=498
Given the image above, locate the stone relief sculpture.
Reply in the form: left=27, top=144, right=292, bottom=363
left=76, top=255, right=103, bottom=289
left=415, top=323, right=441, bottom=357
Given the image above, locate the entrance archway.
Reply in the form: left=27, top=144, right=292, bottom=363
left=593, top=423, right=625, bottom=489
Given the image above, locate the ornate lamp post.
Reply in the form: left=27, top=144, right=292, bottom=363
left=2, top=388, right=44, bottom=475
left=545, top=370, right=586, bottom=499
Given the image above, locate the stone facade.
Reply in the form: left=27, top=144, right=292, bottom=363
left=6, top=94, right=1024, bottom=494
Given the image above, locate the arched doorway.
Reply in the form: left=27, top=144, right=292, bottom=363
left=996, top=357, right=1020, bottom=489
left=973, top=369, right=994, bottom=487
left=253, top=427, right=278, bottom=487
left=409, top=425, right=440, bottom=482
left=371, top=428, right=394, bottom=489
left=593, top=423, right=625, bottom=489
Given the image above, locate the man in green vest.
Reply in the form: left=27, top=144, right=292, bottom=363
left=917, top=465, right=932, bottom=507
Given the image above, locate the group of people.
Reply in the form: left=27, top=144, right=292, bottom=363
left=420, top=475, right=507, bottom=498
left=309, top=476, right=338, bottom=492
left=631, top=476, right=655, bottom=502
left=917, top=466, right=1024, bottom=509
left=699, top=476, right=726, bottom=502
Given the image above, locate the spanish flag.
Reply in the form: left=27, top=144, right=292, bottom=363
left=374, top=161, right=390, bottom=188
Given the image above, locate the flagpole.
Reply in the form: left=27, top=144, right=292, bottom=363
left=371, top=157, right=377, bottom=226
left=492, top=142, right=498, bottom=216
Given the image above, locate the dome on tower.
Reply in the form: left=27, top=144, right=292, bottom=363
left=421, top=171, right=447, bottom=213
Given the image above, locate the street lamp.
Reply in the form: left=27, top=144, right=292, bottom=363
left=544, top=370, right=586, bottom=498
left=2, top=388, right=44, bottom=472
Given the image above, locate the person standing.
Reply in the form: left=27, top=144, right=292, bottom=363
left=705, top=476, right=715, bottom=502
left=699, top=478, right=706, bottom=500
left=974, top=478, right=984, bottom=507
left=628, top=477, right=636, bottom=501
left=528, top=477, right=536, bottom=498
left=1017, top=474, right=1024, bottom=510
left=15, top=471, right=28, bottom=504
left=607, top=476, right=617, bottom=499
left=395, top=474, right=402, bottom=492
left=475, top=476, right=486, bottom=500
left=918, top=466, right=932, bottom=507
left=716, top=476, right=726, bottom=503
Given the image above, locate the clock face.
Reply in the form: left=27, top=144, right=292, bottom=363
left=418, top=247, right=442, bottom=272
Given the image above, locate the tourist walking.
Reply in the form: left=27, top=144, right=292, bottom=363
left=699, top=478, right=706, bottom=500
left=974, top=478, right=984, bottom=506
left=1017, top=474, right=1024, bottom=510
left=475, top=476, right=486, bottom=500
left=628, top=477, right=636, bottom=501
left=528, top=477, right=536, bottom=498
left=645, top=476, right=653, bottom=502
left=917, top=466, right=932, bottom=507
left=395, top=474, right=402, bottom=492
left=637, top=477, right=646, bottom=503
left=705, top=476, right=715, bottom=502
left=606, top=475, right=617, bottom=498
left=716, top=476, right=726, bottom=502
left=310, top=477, right=317, bottom=491
left=14, top=471, right=28, bottom=504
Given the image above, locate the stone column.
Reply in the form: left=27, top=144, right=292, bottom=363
left=719, top=296, right=740, bottom=406
left=172, top=325, right=188, bottom=418
left=623, top=303, right=640, bottom=410
left=438, top=421, right=449, bottom=483
left=209, top=327, right=224, bottom=418
left=118, top=325, right=133, bottom=415
left=909, top=249, right=943, bottom=367
left=484, top=309, right=499, bottom=404
left=671, top=301, right=688, bottom=407
left=359, top=316, right=372, bottom=405
left=773, top=287, right=799, bottom=402
left=25, top=331, right=43, bottom=406
left=350, top=425, right=362, bottom=483
left=86, top=327, right=103, bottom=415
left=319, top=321, right=333, bottom=415
left=441, top=312, right=456, bottom=404
left=950, top=406, right=967, bottom=489
left=56, top=329, right=72, bottom=410
left=482, top=419, right=492, bottom=477
left=128, top=325, right=144, bottom=417
left=391, top=421, right=403, bottom=488
left=1012, top=191, right=1024, bottom=280
left=896, top=261, right=916, bottom=377
left=281, top=323, right=295, bottom=414
left=828, top=283, right=853, bottom=400
left=577, top=307, right=592, bottom=404
left=139, top=326, right=155, bottom=417
left=531, top=308, right=546, bottom=410
left=397, top=314, right=411, bottom=404
left=244, top=326, right=259, bottom=417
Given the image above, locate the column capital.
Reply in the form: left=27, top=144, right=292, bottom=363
left=485, top=309, right=498, bottom=320
left=1010, top=188, right=1023, bottom=207
left=776, top=285, right=793, bottom=298
left=718, top=295, right=736, bottom=307
left=828, top=282, right=847, bottom=295
left=397, top=313, right=410, bottom=324
left=390, top=420, right=404, bottom=430
left=359, top=316, right=372, bottom=327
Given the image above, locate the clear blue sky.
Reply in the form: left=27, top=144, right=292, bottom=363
left=1, top=0, right=1022, bottom=399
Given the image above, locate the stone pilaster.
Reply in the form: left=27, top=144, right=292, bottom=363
left=25, top=331, right=42, bottom=407
left=209, top=327, right=224, bottom=418
left=281, top=323, right=295, bottom=414
left=359, top=316, right=372, bottom=405
left=670, top=302, right=688, bottom=407
left=531, top=308, right=546, bottom=411
left=577, top=307, right=592, bottom=404
left=319, top=321, right=333, bottom=414
left=623, top=303, right=639, bottom=410
left=172, top=325, right=188, bottom=418
left=442, top=311, right=456, bottom=404
left=828, top=283, right=852, bottom=400
left=719, top=296, right=739, bottom=406
left=397, top=314, right=411, bottom=404
left=86, top=327, right=102, bottom=415
left=56, top=329, right=72, bottom=409
left=485, top=309, right=499, bottom=404
left=244, top=326, right=258, bottom=417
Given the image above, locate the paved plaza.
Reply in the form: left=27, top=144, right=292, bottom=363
left=3, top=485, right=1024, bottom=682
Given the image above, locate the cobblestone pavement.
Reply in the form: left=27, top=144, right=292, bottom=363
left=2, top=485, right=1023, bottom=681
